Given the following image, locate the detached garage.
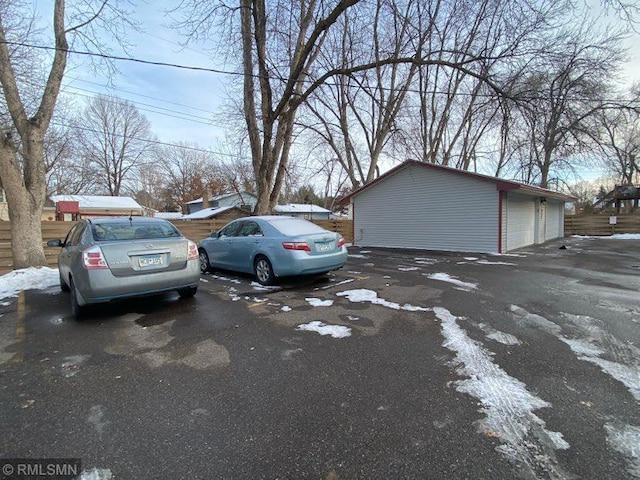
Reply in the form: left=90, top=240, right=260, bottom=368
left=341, top=161, right=574, bottom=254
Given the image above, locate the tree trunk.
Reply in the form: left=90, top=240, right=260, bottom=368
left=0, top=135, right=48, bottom=268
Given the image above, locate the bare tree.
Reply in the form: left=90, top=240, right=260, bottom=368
left=593, top=88, right=640, bottom=184
left=504, top=22, right=627, bottom=188
left=75, top=94, right=154, bottom=196
left=0, top=0, right=135, bottom=268
left=155, top=142, right=223, bottom=211
left=45, top=124, right=98, bottom=195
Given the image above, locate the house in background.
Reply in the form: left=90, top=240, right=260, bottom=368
left=340, top=160, right=574, bottom=254
left=49, top=195, right=146, bottom=220
left=273, top=203, right=332, bottom=220
left=185, top=191, right=257, bottom=215
left=181, top=206, right=249, bottom=222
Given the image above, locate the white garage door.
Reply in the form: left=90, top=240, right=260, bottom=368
left=505, top=194, right=536, bottom=251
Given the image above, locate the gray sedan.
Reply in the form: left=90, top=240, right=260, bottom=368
left=198, top=216, right=348, bottom=285
left=48, top=217, right=201, bottom=318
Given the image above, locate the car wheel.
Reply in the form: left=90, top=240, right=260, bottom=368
left=254, top=256, right=275, bottom=286
left=178, top=286, right=197, bottom=299
left=69, top=277, right=85, bottom=320
left=59, top=270, right=70, bottom=292
left=198, top=249, right=211, bottom=274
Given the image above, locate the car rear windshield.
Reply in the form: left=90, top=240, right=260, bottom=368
left=92, top=221, right=181, bottom=241
left=267, top=217, right=329, bottom=236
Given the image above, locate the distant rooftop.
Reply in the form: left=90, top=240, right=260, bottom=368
left=274, top=203, right=331, bottom=213
left=50, top=195, right=142, bottom=209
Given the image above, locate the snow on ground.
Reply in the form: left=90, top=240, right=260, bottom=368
left=559, top=312, right=640, bottom=402
left=434, top=306, right=570, bottom=477
left=474, top=322, right=521, bottom=346
left=281, top=306, right=292, bottom=312
left=305, top=297, right=334, bottom=307
left=348, top=254, right=368, bottom=259
left=572, top=234, right=640, bottom=240
left=336, top=288, right=430, bottom=312
left=512, top=306, right=640, bottom=402
left=604, top=424, right=640, bottom=478
left=424, top=273, right=477, bottom=291
left=296, top=321, right=351, bottom=338
left=79, top=468, right=113, bottom=480
left=0, top=267, right=59, bottom=301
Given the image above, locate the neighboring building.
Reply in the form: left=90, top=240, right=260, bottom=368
left=49, top=195, right=145, bottom=220
left=182, top=206, right=249, bottom=222
left=185, top=191, right=257, bottom=215
left=273, top=203, right=332, bottom=220
left=340, top=160, right=574, bottom=254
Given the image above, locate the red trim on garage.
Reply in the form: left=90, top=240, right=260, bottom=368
left=497, top=191, right=503, bottom=253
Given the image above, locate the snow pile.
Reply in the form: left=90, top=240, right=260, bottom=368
left=604, top=424, right=640, bottom=477
left=0, top=267, right=59, bottom=301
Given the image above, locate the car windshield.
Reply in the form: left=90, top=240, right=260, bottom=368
left=267, top=217, right=329, bottom=236
left=92, top=221, right=181, bottom=241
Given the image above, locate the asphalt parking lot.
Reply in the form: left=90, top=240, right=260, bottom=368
left=0, top=236, right=639, bottom=479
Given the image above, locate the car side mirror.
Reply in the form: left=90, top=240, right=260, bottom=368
left=47, top=239, right=63, bottom=247
left=210, top=231, right=217, bottom=238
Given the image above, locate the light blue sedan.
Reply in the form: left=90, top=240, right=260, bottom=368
left=197, top=216, right=348, bottom=285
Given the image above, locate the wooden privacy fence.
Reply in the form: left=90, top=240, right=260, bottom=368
left=564, top=214, right=640, bottom=236
left=0, top=219, right=354, bottom=269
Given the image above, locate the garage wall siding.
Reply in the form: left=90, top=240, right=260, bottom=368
left=353, top=165, right=499, bottom=252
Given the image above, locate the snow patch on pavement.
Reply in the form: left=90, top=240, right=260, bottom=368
left=336, top=288, right=430, bottom=312
left=434, top=306, right=570, bottom=477
left=560, top=313, right=640, bottom=402
left=79, top=468, right=113, bottom=480
left=296, top=321, right=351, bottom=338
left=604, top=424, right=640, bottom=477
left=509, top=305, right=562, bottom=335
left=305, top=297, right=334, bottom=307
left=425, top=273, right=478, bottom=291
left=475, top=323, right=521, bottom=346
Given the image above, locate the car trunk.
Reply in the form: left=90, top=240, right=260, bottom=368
left=302, top=232, right=340, bottom=256
left=100, top=238, right=189, bottom=276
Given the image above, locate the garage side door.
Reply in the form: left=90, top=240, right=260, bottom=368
left=505, top=194, right=536, bottom=251
left=545, top=200, right=563, bottom=240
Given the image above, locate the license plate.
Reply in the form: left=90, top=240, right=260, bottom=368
left=139, top=254, right=163, bottom=267
left=317, top=243, right=333, bottom=252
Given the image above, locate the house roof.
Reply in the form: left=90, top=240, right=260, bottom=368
left=338, top=160, right=576, bottom=203
left=274, top=203, right=331, bottom=214
left=185, top=191, right=257, bottom=205
left=182, top=206, right=236, bottom=219
left=154, top=212, right=184, bottom=220
left=50, top=195, right=143, bottom=209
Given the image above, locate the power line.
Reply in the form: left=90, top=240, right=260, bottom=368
left=61, top=85, right=216, bottom=125
left=6, top=40, right=639, bottom=104
left=50, top=120, right=241, bottom=159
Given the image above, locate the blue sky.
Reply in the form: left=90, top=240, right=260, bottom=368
left=35, top=1, right=640, bottom=170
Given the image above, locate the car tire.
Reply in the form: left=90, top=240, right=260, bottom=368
left=254, top=256, right=275, bottom=286
left=59, top=270, right=70, bottom=292
left=199, top=249, right=211, bottom=274
left=178, top=286, right=198, bottom=299
left=69, top=277, right=85, bottom=320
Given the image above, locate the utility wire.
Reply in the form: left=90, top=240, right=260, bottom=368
left=5, top=40, right=639, bottom=104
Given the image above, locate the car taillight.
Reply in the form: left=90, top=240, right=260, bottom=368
left=337, top=237, right=345, bottom=247
left=83, top=246, right=108, bottom=269
left=282, top=241, right=311, bottom=251
left=187, top=241, right=198, bottom=260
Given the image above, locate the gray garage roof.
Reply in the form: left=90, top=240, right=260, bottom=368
left=339, top=160, right=575, bottom=203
